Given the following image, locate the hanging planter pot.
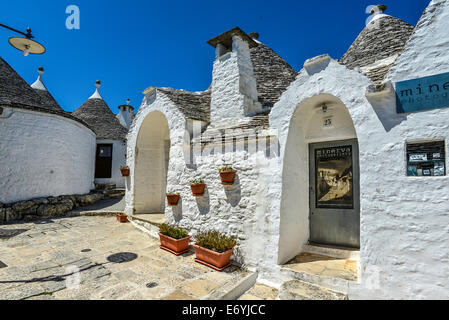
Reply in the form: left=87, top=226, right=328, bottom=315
left=191, top=184, right=206, bottom=197
left=120, top=166, right=130, bottom=177
left=219, top=167, right=236, bottom=185
left=191, top=178, right=206, bottom=197
left=166, top=193, right=180, bottom=206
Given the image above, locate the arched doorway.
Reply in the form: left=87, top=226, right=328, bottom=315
left=279, top=94, right=360, bottom=262
left=134, top=111, right=170, bottom=214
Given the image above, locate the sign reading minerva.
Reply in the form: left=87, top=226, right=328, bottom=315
left=396, top=72, right=449, bottom=113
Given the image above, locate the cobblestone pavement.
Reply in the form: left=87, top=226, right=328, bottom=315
left=238, top=284, right=279, bottom=300
left=0, top=216, right=249, bottom=300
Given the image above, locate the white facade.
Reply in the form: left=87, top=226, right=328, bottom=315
left=126, top=0, right=449, bottom=299
left=0, top=107, right=96, bottom=204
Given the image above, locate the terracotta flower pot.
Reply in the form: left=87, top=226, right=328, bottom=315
left=120, top=168, right=130, bottom=177
left=166, top=194, right=180, bottom=206
left=219, top=171, right=236, bottom=185
left=191, top=184, right=206, bottom=197
left=193, top=244, right=233, bottom=271
left=117, top=214, right=128, bottom=223
left=159, top=233, right=190, bottom=255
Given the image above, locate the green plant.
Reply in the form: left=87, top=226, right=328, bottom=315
left=191, top=178, right=205, bottom=185
left=195, top=230, right=237, bottom=253
left=118, top=212, right=127, bottom=217
left=120, top=165, right=129, bottom=169
left=219, top=166, right=234, bottom=172
left=159, top=223, right=189, bottom=240
left=166, top=191, right=180, bottom=196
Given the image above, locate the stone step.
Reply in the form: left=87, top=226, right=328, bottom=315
left=129, top=214, right=165, bottom=239
left=103, top=189, right=126, bottom=198
left=280, top=252, right=359, bottom=294
left=94, top=183, right=116, bottom=191
left=303, top=243, right=360, bottom=261
left=279, top=280, right=347, bottom=300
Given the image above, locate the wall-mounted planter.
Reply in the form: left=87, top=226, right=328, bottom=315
left=159, top=233, right=190, bottom=255
left=116, top=214, right=128, bottom=223
left=166, top=194, right=180, bottom=206
left=120, top=168, right=130, bottom=177
left=191, top=184, right=206, bottom=197
left=219, top=171, right=236, bottom=185
left=193, top=245, right=233, bottom=271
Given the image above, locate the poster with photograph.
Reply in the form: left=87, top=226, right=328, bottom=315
left=315, top=146, right=354, bottom=209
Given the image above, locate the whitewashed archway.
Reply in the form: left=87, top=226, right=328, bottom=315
left=134, top=111, right=170, bottom=214
left=279, top=94, right=359, bottom=258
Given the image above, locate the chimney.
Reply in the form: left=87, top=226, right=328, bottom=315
left=117, top=98, right=135, bottom=129
left=207, top=27, right=262, bottom=124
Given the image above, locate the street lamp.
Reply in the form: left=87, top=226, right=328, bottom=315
left=0, top=23, right=45, bottom=56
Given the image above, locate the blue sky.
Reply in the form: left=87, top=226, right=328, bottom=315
left=0, top=0, right=429, bottom=112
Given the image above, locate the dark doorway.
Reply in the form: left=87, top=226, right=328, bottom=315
left=95, top=144, right=113, bottom=178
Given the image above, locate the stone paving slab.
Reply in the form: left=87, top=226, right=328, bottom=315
left=238, top=283, right=279, bottom=300
left=0, top=216, right=250, bottom=300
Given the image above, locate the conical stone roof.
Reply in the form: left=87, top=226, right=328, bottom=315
left=30, top=67, right=63, bottom=112
left=72, top=82, right=128, bottom=141
left=340, top=12, right=415, bottom=84
left=0, top=57, right=45, bottom=108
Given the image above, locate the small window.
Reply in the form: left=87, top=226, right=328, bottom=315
left=406, top=141, right=446, bottom=176
left=99, top=146, right=112, bottom=158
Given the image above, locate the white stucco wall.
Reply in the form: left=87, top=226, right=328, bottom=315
left=270, top=61, right=372, bottom=275
left=125, top=90, right=187, bottom=216
left=0, top=108, right=96, bottom=204
left=94, top=139, right=126, bottom=189
left=270, top=7, right=449, bottom=297
left=350, top=0, right=449, bottom=299
left=210, top=36, right=260, bottom=124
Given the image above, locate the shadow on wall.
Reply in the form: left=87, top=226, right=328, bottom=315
left=366, top=83, right=407, bottom=132
left=195, top=187, right=210, bottom=215
left=224, top=174, right=241, bottom=207
left=172, top=197, right=183, bottom=222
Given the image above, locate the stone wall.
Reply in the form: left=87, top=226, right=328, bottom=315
left=0, top=192, right=104, bottom=223
left=0, top=108, right=96, bottom=203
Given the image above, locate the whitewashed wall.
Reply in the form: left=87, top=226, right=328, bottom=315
left=269, top=0, right=449, bottom=297
left=125, top=90, right=186, bottom=216
left=270, top=60, right=372, bottom=275
left=0, top=108, right=96, bottom=204
left=94, top=139, right=127, bottom=189
left=349, top=0, right=449, bottom=299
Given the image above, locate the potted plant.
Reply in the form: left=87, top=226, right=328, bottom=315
left=166, top=192, right=180, bottom=206
left=193, top=230, right=237, bottom=271
left=116, top=212, right=128, bottom=223
left=191, top=178, right=206, bottom=197
left=219, top=166, right=236, bottom=185
left=120, top=165, right=130, bottom=177
left=159, top=223, right=190, bottom=255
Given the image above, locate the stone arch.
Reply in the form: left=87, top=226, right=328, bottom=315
left=134, top=110, right=171, bottom=214
left=278, top=93, right=360, bottom=263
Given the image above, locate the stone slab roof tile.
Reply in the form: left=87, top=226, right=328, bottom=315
left=157, top=87, right=211, bottom=122
left=0, top=57, right=46, bottom=109
left=339, top=15, right=415, bottom=84
left=250, top=42, right=298, bottom=109
left=72, top=98, right=128, bottom=141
